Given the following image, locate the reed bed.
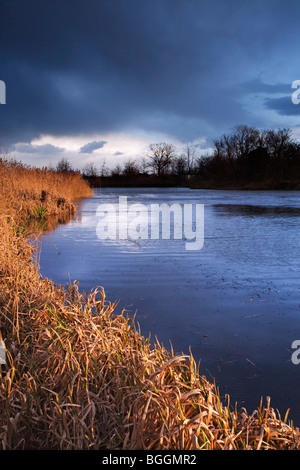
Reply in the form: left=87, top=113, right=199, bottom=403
left=0, top=157, right=299, bottom=450
left=0, top=156, right=92, bottom=222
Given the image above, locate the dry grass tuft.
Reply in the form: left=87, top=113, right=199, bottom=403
left=0, top=155, right=92, bottom=223
left=0, top=156, right=299, bottom=450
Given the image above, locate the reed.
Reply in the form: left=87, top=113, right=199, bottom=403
left=0, top=156, right=299, bottom=450
left=0, top=156, right=92, bottom=222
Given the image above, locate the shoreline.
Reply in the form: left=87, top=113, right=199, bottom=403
left=1, top=161, right=300, bottom=449
left=84, top=175, right=300, bottom=191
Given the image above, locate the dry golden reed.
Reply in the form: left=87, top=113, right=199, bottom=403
left=0, top=156, right=299, bottom=450
left=0, top=156, right=92, bottom=220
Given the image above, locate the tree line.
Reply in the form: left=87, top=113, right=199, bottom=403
left=80, top=142, right=201, bottom=180
left=204, top=125, right=300, bottom=187
left=56, top=125, right=300, bottom=188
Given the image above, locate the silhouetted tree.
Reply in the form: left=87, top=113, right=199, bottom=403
left=146, top=143, right=176, bottom=176
left=182, top=143, right=198, bottom=174
left=172, top=156, right=187, bottom=176
left=111, top=163, right=122, bottom=177
left=82, top=161, right=99, bottom=177
left=210, top=125, right=300, bottom=184
left=139, top=157, right=148, bottom=175
left=56, top=157, right=73, bottom=172
left=122, top=159, right=140, bottom=177
left=100, top=158, right=109, bottom=177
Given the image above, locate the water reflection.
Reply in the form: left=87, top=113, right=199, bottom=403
left=42, top=212, right=82, bottom=232
left=25, top=208, right=82, bottom=235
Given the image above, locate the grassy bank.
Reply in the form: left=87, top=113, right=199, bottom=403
left=0, top=158, right=300, bottom=450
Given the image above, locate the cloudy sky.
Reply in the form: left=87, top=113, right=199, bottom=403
left=1, top=0, right=300, bottom=170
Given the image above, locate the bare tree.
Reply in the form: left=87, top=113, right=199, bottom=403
left=182, top=143, right=198, bottom=174
left=139, top=156, right=148, bottom=174
left=111, top=163, right=123, bottom=177
left=122, top=159, right=139, bottom=176
left=230, top=125, right=261, bottom=159
left=263, top=128, right=292, bottom=160
left=172, top=155, right=187, bottom=176
left=213, top=125, right=261, bottom=161
left=82, top=161, right=99, bottom=177
left=146, top=143, right=176, bottom=176
left=100, top=158, right=109, bottom=177
left=56, top=157, right=73, bottom=172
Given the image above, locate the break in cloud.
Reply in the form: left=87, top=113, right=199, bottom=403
left=79, top=140, right=107, bottom=154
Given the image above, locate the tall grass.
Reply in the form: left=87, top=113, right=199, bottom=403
left=0, top=157, right=299, bottom=449
left=0, top=156, right=92, bottom=222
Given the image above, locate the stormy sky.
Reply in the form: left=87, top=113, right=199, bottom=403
left=1, top=0, right=300, bottom=170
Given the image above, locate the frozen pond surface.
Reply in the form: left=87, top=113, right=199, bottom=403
left=39, top=187, right=300, bottom=424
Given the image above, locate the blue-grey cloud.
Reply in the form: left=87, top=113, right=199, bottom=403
left=1, top=0, right=300, bottom=151
left=236, top=79, right=291, bottom=96
left=113, top=151, right=123, bottom=156
left=264, top=96, right=300, bottom=116
left=79, top=140, right=107, bottom=154
left=14, top=143, right=65, bottom=154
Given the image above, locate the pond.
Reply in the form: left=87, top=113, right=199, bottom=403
left=39, top=187, right=300, bottom=424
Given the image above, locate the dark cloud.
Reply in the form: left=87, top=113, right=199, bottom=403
left=1, top=0, right=300, bottom=149
left=236, top=80, right=291, bottom=96
left=14, top=143, right=65, bottom=154
left=79, top=140, right=107, bottom=154
left=113, top=151, right=123, bottom=156
left=264, top=96, right=300, bottom=116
